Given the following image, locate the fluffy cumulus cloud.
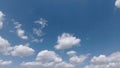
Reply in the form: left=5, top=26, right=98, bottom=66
left=55, top=62, right=75, bottom=68
left=67, top=51, right=88, bottom=65
left=14, top=22, right=28, bottom=40
left=11, top=45, right=35, bottom=57
left=84, top=52, right=120, bottom=68
left=55, top=33, right=80, bottom=50
left=0, top=60, right=12, bottom=66
left=0, top=11, right=5, bottom=29
left=69, top=55, right=88, bottom=65
left=115, top=0, right=120, bottom=8
left=21, top=50, right=62, bottom=68
left=36, top=50, right=62, bottom=63
left=0, top=36, right=12, bottom=55
left=0, top=36, right=34, bottom=57
left=21, top=50, right=88, bottom=68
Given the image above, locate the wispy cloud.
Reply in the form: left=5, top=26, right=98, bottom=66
left=32, top=18, right=47, bottom=43
left=35, top=18, right=47, bottom=29
left=0, top=11, right=5, bottom=29
left=14, top=22, right=28, bottom=40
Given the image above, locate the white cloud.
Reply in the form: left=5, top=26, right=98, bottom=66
left=69, top=55, right=88, bottom=65
left=67, top=51, right=77, bottom=56
left=0, top=60, right=12, bottom=66
left=42, top=62, right=55, bottom=68
left=0, top=36, right=34, bottom=57
left=0, top=11, right=5, bottom=29
left=11, top=45, right=35, bottom=57
left=35, top=18, right=47, bottom=29
left=17, top=29, right=28, bottom=40
left=21, top=50, right=62, bottom=68
left=67, top=51, right=88, bottom=65
left=33, top=28, right=44, bottom=37
left=32, top=38, right=43, bottom=43
left=21, top=61, right=41, bottom=68
left=115, top=0, right=120, bottom=8
left=84, top=52, right=120, bottom=68
left=55, top=62, right=75, bottom=68
left=0, top=36, right=12, bottom=55
left=36, top=50, right=62, bottom=63
left=55, top=33, right=81, bottom=50
left=33, top=18, right=47, bottom=36
left=32, top=18, right=47, bottom=43
left=21, top=61, right=55, bottom=68
left=21, top=50, right=88, bottom=68
left=14, top=22, right=22, bottom=29
left=14, top=22, right=28, bottom=40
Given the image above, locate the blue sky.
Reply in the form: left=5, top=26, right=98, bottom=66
left=0, top=0, right=120, bottom=68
